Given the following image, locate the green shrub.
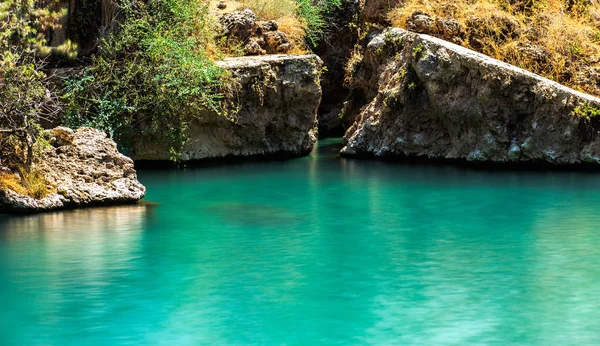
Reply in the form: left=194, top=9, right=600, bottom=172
left=298, top=0, right=343, bottom=47
left=62, top=0, right=228, bottom=160
left=573, top=103, right=600, bottom=120
left=412, top=44, right=424, bottom=60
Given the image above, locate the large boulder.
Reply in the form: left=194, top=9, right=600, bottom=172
left=133, top=54, right=322, bottom=161
left=342, top=28, right=600, bottom=165
left=0, top=127, right=146, bottom=213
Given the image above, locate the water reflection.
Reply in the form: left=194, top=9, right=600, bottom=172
left=0, top=204, right=153, bottom=235
left=2, top=141, right=600, bottom=344
left=0, top=205, right=156, bottom=346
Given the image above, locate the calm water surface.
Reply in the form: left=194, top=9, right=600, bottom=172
left=1, top=139, right=600, bottom=345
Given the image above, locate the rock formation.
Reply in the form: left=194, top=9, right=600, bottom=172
left=219, top=10, right=293, bottom=55
left=0, top=127, right=146, bottom=213
left=342, top=28, right=600, bottom=165
left=133, top=54, right=322, bottom=161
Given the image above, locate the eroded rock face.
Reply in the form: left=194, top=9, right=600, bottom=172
left=134, top=54, right=322, bottom=161
left=0, top=127, right=146, bottom=213
left=219, top=10, right=293, bottom=55
left=342, top=28, right=600, bottom=165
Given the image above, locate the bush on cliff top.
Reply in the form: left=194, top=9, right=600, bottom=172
left=62, top=0, right=227, bottom=159
left=389, top=0, right=600, bottom=96
left=62, top=0, right=342, bottom=159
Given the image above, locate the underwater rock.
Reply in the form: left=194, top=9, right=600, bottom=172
left=203, top=202, right=301, bottom=226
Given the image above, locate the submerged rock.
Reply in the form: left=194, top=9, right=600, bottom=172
left=203, top=202, right=301, bottom=226
left=133, top=54, right=322, bottom=161
left=0, top=127, right=146, bottom=213
left=342, top=28, right=600, bottom=165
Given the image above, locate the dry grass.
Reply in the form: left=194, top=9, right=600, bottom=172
left=389, top=0, right=600, bottom=95
left=0, top=172, right=28, bottom=196
left=210, top=0, right=241, bottom=15
left=241, top=0, right=299, bottom=20
left=20, top=169, right=52, bottom=199
left=0, top=169, right=53, bottom=199
left=277, top=16, right=310, bottom=53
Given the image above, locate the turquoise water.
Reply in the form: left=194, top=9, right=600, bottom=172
left=2, top=139, right=600, bottom=345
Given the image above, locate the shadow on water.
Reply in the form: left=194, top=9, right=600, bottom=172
left=202, top=202, right=302, bottom=227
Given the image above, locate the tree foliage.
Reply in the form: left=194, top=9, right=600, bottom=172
left=0, top=0, right=63, bottom=170
left=62, top=0, right=228, bottom=159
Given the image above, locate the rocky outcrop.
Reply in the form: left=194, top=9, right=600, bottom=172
left=0, top=127, right=146, bottom=213
left=133, top=54, right=322, bottom=161
left=342, top=28, right=600, bottom=165
left=219, top=10, right=293, bottom=55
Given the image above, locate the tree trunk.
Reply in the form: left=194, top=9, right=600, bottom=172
left=25, top=137, right=33, bottom=172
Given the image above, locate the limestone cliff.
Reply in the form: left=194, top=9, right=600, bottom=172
left=133, top=54, right=322, bottom=161
left=342, top=28, right=600, bottom=165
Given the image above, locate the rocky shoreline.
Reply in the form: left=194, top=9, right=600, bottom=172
left=7, top=5, right=600, bottom=213
left=0, top=127, right=146, bottom=213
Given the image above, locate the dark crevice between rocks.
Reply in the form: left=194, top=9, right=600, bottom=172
left=505, top=111, right=530, bottom=156
left=313, top=0, right=361, bottom=139
left=578, top=116, right=600, bottom=143
left=403, top=66, right=428, bottom=106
